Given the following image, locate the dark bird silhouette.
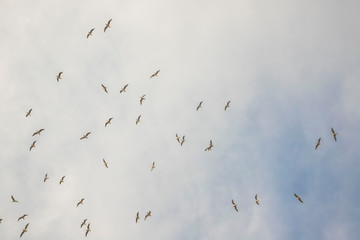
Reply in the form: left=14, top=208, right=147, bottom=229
left=77, top=198, right=85, bottom=207
left=224, top=100, right=231, bottom=111
left=294, top=193, right=303, bottom=203
left=232, top=199, right=238, bottom=212
left=104, top=19, right=112, bottom=32
left=255, top=194, right=260, bottom=205
left=32, top=128, right=44, bottom=136
left=101, top=84, right=108, bottom=93
left=20, top=223, right=29, bottom=238
left=26, top=109, right=32, bottom=117
left=181, top=135, right=185, bottom=146
left=103, top=159, right=108, bottom=168
left=150, top=70, right=160, bottom=78
left=87, top=28, right=95, bottom=38
left=105, top=118, right=113, bottom=127
left=140, top=95, right=146, bottom=105
left=144, top=211, right=151, bottom=220
left=151, top=162, right=155, bottom=171
left=59, top=176, right=65, bottom=185
left=17, top=214, right=28, bottom=222
left=0, top=218, right=2, bottom=223
left=120, top=84, right=128, bottom=93
left=136, top=115, right=141, bottom=125
left=205, top=140, right=213, bottom=151
left=331, top=128, right=338, bottom=142
left=136, top=212, right=140, bottom=223
left=11, top=195, right=18, bottom=203
left=80, top=132, right=91, bottom=140
left=315, top=137, right=321, bottom=150
left=85, top=223, right=91, bottom=237
left=196, top=101, right=203, bottom=111
left=56, top=72, right=63, bottom=82
left=29, top=141, right=36, bottom=151
left=81, top=219, right=87, bottom=228
left=44, top=173, right=49, bottom=183
left=176, top=134, right=180, bottom=143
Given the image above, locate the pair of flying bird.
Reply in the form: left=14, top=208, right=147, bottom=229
left=314, top=128, right=338, bottom=150
left=135, top=211, right=152, bottom=223
left=176, top=134, right=185, bottom=146
left=29, top=128, right=45, bottom=151
left=80, top=219, right=91, bottom=236
left=86, top=19, right=112, bottom=38
left=196, top=100, right=230, bottom=111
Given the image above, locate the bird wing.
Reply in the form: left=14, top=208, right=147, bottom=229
left=334, top=134, right=337, bottom=141
left=25, top=223, right=29, bottom=229
left=255, top=194, right=257, bottom=200
left=11, top=195, right=15, bottom=201
left=299, top=197, right=303, bottom=203
left=20, top=230, right=25, bottom=238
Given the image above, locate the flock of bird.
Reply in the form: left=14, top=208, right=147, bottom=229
left=1, top=17, right=340, bottom=239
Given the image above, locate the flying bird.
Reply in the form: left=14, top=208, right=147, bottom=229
left=26, top=108, right=32, bottom=117
left=101, top=84, right=108, bottom=93
left=32, top=128, right=44, bottom=136
left=150, top=70, right=160, bottom=78
left=81, top=219, right=87, bottom=228
left=29, top=141, right=36, bottom=151
left=85, top=223, right=91, bottom=237
left=151, top=162, right=155, bottom=171
left=11, top=195, right=18, bottom=203
left=20, top=223, right=29, bottom=238
left=224, top=100, right=231, bottom=111
left=77, top=198, right=85, bottom=207
left=196, top=101, right=203, bottom=111
left=315, top=137, right=321, bottom=150
left=294, top=193, right=303, bottom=203
left=56, top=72, right=63, bottom=82
left=105, top=118, right=113, bottom=127
left=176, top=134, right=180, bottom=143
left=144, top=211, right=151, bottom=220
left=232, top=199, right=238, bottom=212
left=17, top=214, right=28, bottom=222
left=0, top=218, right=2, bottom=223
left=255, top=194, right=260, bottom=205
left=104, top=19, right=112, bottom=32
left=205, top=140, right=213, bottom=151
left=331, top=128, right=338, bottom=142
left=80, top=132, right=91, bottom=140
left=120, top=84, right=128, bottom=93
left=87, top=28, right=94, bottom=38
left=44, top=173, right=49, bottom=183
left=103, top=159, right=108, bottom=168
left=181, top=135, right=185, bottom=146
left=140, top=95, right=146, bottom=105
left=59, top=176, right=65, bottom=185
left=136, top=115, right=141, bottom=125
left=136, top=212, right=140, bottom=223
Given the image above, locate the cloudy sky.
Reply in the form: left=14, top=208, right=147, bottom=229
left=1, top=0, right=359, bottom=239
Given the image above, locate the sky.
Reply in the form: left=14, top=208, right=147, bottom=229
left=0, top=0, right=360, bottom=239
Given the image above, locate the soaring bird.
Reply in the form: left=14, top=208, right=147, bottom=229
left=255, top=194, right=260, bottom=205
left=101, top=84, right=108, bottom=93
left=176, top=134, right=180, bottom=143
left=294, top=193, right=303, bottom=203
left=103, top=159, right=108, bottom=168
left=104, top=19, right=112, bottom=32
left=144, top=211, right=151, bottom=220
left=105, top=118, right=113, bottom=127
left=32, top=128, right=44, bottom=136
left=150, top=70, right=160, bottom=78
left=181, top=135, right=185, bottom=146
left=80, top=132, right=91, bottom=140
left=205, top=140, right=213, bottom=151
left=136, top=115, right=141, bottom=125
left=59, top=176, right=65, bottom=185
left=17, top=214, right=28, bottom=222
left=232, top=199, right=238, bottom=212
left=224, top=100, right=231, bottom=111
left=26, top=108, right=32, bottom=117
left=56, top=72, right=63, bottom=82
left=77, top=198, right=85, bottom=207
left=120, top=84, right=128, bottom=93
left=87, top=28, right=94, bottom=38
left=85, top=223, right=91, bottom=237
left=20, top=223, right=29, bottom=238
left=151, top=162, right=155, bottom=171
left=29, top=141, right=36, bottom=151
left=140, top=95, right=146, bottom=105
left=331, top=128, right=338, bottom=142
left=315, top=137, right=321, bottom=150
left=196, top=101, right=203, bottom=111
left=11, top=195, right=18, bottom=203
left=44, top=173, right=49, bottom=183
left=81, top=219, right=87, bottom=228
left=136, top=212, right=140, bottom=223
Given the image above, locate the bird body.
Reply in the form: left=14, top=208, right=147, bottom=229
left=255, top=194, right=260, bottom=205
left=103, top=159, right=108, bottom=168
left=136, top=115, right=141, bottom=125
left=87, top=28, right=94, bottom=38
left=18, top=214, right=28, bottom=221
left=44, top=173, right=49, bottom=182
left=181, top=135, right=185, bottom=146
left=331, top=128, right=338, bottom=141
left=120, top=84, right=128, bottom=93
left=205, top=140, right=213, bottom=151
left=77, top=198, right=85, bottom=207
left=176, top=134, right=180, bottom=143
left=315, top=137, right=321, bottom=150
left=26, top=108, right=32, bottom=117
left=56, top=72, right=63, bottom=82
left=144, top=211, right=151, bottom=220
left=104, top=19, right=112, bottom=32
left=136, top=212, right=140, bottom=223
left=32, top=128, right=44, bottom=136
left=59, top=176, right=65, bottom=184
left=196, top=101, right=203, bottom=111
left=29, top=141, right=36, bottom=151
left=224, top=100, right=231, bottom=111
left=294, top=193, right=303, bottom=203
left=80, top=132, right=91, bottom=140
left=140, top=95, right=146, bottom=105
left=81, top=219, right=87, bottom=228
left=11, top=195, right=18, bottom=203
left=151, top=162, right=155, bottom=171
left=105, top=118, right=113, bottom=127
left=150, top=70, right=160, bottom=78
left=85, top=223, right=91, bottom=236
left=101, top=84, right=108, bottom=93
left=232, top=199, right=238, bottom=212
left=20, top=223, right=29, bottom=238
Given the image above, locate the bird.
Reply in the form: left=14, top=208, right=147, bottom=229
left=0, top=218, right=2, bottom=223
left=120, top=84, right=128, bottom=93
left=140, top=95, right=146, bottom=105
left=81, top=219, right=87, bottom=228
left=176, top=134, right=180, bottom=143
left=11, top=195, right=18, bottom=203
left=85, top=223, right=91, bottom=237
left=104, top=19, right=112, bottom=32
left=103, top=159, right=108, bottom=168
left=26, top=108, right=32, bottom=117
left=80, top=132, right=91, bottom=140
left=294, top=193, right=303, bottom=203
left=151, top=162, right=155, bottom=171
left=32, top=128, right=44, bottom=136
left=29, top=141, right=36, bottom=151
left=196, top=101, right=203, bottom=111
left=315, top=137, right=321, bottom=150
left=44, top=173, right=49, bottom=182
left=20, top=223, right=29, bottom=238
left=105, top=118, right=113, bottom=127
left=136, top=115, right=141, bottom=125
left=255, top=194, right=260, bottom=205
left=59, top=176, right=65, bottom=185
left=77, top=198, right=85, bottom=207
left=150, top=70, right=160, bottom=78
left=101, top=84, right=108, bottom=93
left=205, top=140, right=213, bottom=151
left=136, top=212, right=140, bottom=223
left=331, top=128, right=338, bottom=142
left=17, top=214, right=28, bottom=222
left=56, top=72, right=63, bottom=82
left=144, top=211, right=151, bottom=220
left=232, top=199, right=238, bottom=212
left=224, top=100, right=231, bottom=111
left=87, top=28, right=94, bottom=38
left=181, top=135, right=185, bottom=146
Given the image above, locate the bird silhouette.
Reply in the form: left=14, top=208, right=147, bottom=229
left=11, top=195, right=18, bottom=203
left=17, top=214, right=28, bottom=221
left=140, top=95, right=146, bottom=105
left=104, top=19, right=112, bottom=32
left=294, top=193, right=303, bottom=203
left=81, top=219, right=87, bottom=228
left=232, top=199, right=238, bottom=212
left=26, top=108, right=32, bottom=117
left=150, top=70, right=160, bottom=78
left=181, top=135, right=185, bottom=146
left=101, top=84, right=108, bottom=93
left=136, top=115, right=141, bottom=125
left=43, top=173, right=49, bottom=183
left=120, top=84, right=128, bottom=93
left=205, top=140, right=213, bottom=151
left=77, top=198, right=85, bottom=207
left=56, top=72, right=63, bottom=82
left=144, top=211, right=151, bottom=220
left=32, top=128, right=44, bottom=136
left=105, top=118, right=113, bottom=127
left=176, top=134, right=180, bottom=143
left=85, top=223, right=91, bottom=236
left=255, top=194, right=260, bottom=205
left=29, top=141, right=36, bottom=151
left=20, top=223, right=29, bottom=238
left=59, top=176, right=65, bottom=185
left=87, top=28, right=94, bottom=38
left=136, top=212, right=140, bottom=223
left=224, top=100, right=231, bottom=111
left=80, top=132, right=91, bottom=140
left=151, top=162, right=155, bottom=171
left=103, top=159, right=108, bottom=168
left=315, top=137, right=321, bottom=150
left=331, top=128, right=338, bottom=142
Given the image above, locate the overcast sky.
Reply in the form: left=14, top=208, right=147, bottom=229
left=0, top=0, right=359, bottom=239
